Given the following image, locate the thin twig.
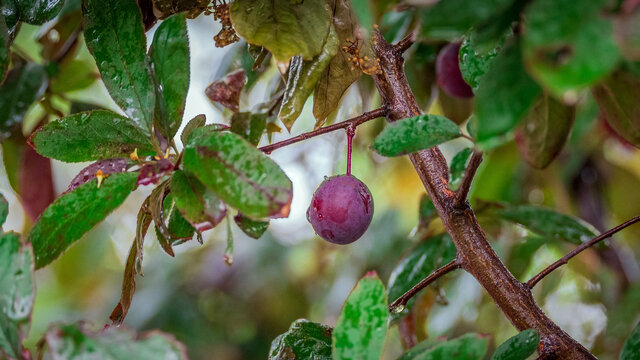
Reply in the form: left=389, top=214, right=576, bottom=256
left=394, top=32, right=416, bottom=53
left=388, top=258, right=460, bottom=312
left=259, top=107, right=387, bottom=154
left=453, top=150, right=483, bottom=207
left=526, top=215, right=640, bottom=289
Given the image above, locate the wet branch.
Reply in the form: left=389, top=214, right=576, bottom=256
left=453, top=150, right=483, bottom=208
left=526, top=215, right=640, bottom=289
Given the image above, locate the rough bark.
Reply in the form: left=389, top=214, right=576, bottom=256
left=370, top=31, right=595, bottom=359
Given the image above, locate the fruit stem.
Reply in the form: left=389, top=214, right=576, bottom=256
left=346, top=125, right=355, bottom=176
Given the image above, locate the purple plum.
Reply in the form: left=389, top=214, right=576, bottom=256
left=307, top=175, right=374, bottom=245
left=436, top=42, right=474, bottom=99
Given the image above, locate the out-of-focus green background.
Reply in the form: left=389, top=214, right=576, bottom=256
left=2, top=10, right=640, bottom=360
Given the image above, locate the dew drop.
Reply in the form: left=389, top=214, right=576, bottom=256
left=391, top=304, right=405, bottom=314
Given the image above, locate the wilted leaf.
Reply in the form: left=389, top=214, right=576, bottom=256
left=13, top=0, right=64, bottom=25
left=152, top=0, right=209, bottom=19
left=515, top=95, right=575, bottom=169
left=151, top=13, right=190, bottom=139
left=0, top=62, right=47, bottom=141
left=205, top=69, right=246, bottom=112
left=620, top=321, right=640, bottom=360
left=180, top=114, right=206, bottom=145
left=269, top=319, right=332, bottom=360
left=387, top=234, right=456, bottom=321
left=110, top=198, right=151, bottom=324
left=522, top=0, right=620, bottom=96
left=279, top=25, right=338, bottom=131
left=183, top=131, right=292, bottom=219
left=332, top=272, right=388, bottom=360
left=229, top=0, right=331, bottom=62
left=29, top=172, right=138, bottom=268
left=496, top=205, right=598, bottom=245
left=137, top=159, right=174, bottom=186
left=19, top=145, right=55, bottom=221
left=230, top=112, right=266, bottom=146
left=0, top=231, right=34, bottom=359
left=398, top=333, right=489, bottom=360
left=83, top=0, right=156, bottom=134
left=170, top=170, right=226, bottom=232
left=591, top=68, right=640, bottom=147
left=372, top=114, right=462, bottom=157
left=312, top=0, right=361, bottom=125
left=44, top=323, right=188, bottom=359
left=234, top=213, right=269, bottom=239
left=474, top=39, right=541, bottom=148
left=67, top=158, right=128, bottom=193
left=30, top=110, right=155, bottom=162
left=491, top=329, right=539, bottom=360
left=420, top=0, right=516, bottom=40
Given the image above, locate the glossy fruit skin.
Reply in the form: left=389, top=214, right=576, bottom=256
left=436, top=42, right=474, bottom=99
left=307, top=175, right=374, bottom=245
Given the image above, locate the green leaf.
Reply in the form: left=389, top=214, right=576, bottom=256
left=459, top=30, right=509, bottom=90
left=387, top=234, right=456, bottom=320
left=474, top=38, right=541, bottom=148
left=496, top=205, right=597, bottom=245
left=419, top=0, right=516, bottom=40
left=29, top=172, right=138, bottom=268
left=151, top=13, right=190, bottom=139
left=110, top=198, right=151, bottom=324
left=0, top=62, right=47, bottom=141
left=164, top=194, right=195, bottom=241
left=229, top=0, right=331, bottom=62
left=507, top=236, right=546, bottom=280
left=170, top=170, right=227, bottom=231
left=49, top=59, right=97, bottom=94
left=522, top=0, right=620, bottom=96
left=620, top=321, right=640, bottom=360
left=491, top=329, right=539, bottom=360
left=1, top=1, right=19, bottom=39
left=13, top=0, right=64, bottom=25
left=83, top=0, right=155, bottom=134
left=30, top=110, right=155, bottom=162
left=591, top=68, right=640, bottom=147
left=332, top=272, right=388, bottom=360
left=312, top=0, right=361, bottom=125
left=183, top=131, right=292, bottom=219
left=0, top=12, right=8, bottom=85
left=230, top=112, right=266, bottom=146
left=398, top=333, right=489, bottom=360
left=269, top=319, right=332, bottom=360
left=44, top=323, right=188, bottom=359
left=450, top=147, right=472, bottom=186
left=234, top=213, right=269, bottom=239
left=0, top=232, right=34, bottom=359
left=0, top=193, right=7, bottom=227
left=418, top=194, right=437, bottom=228
left=515, top=95, right=575, bottom=169
left=180, top=114, right=206, bottom=145
left=372, top=114, right=462, bottom=157
left=279, top=25, right=338, bottom=131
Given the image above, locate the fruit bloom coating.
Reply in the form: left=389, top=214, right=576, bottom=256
left=436, top=42, right=474, bottom=99
left=307, top=175, right=374, bottom=245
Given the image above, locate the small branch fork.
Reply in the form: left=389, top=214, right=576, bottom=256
left=388, top=259, right=461, bottom=311
left=526, top=215, right=640, bottom=289
left=454, top=150, right=483, bottom=207
left=259, top=107, right=387, bottom=154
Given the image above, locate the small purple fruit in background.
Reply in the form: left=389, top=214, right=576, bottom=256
left=436, top=42, right=474, bottom=99
left=307, top=175, right=374, bottom=245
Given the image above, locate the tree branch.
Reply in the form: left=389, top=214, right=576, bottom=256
left=389, top=259, right=460, bottom=312
left=394, top=32, right=416, bottom=53
left=454, top=150, right=483, bottom=208
left=526, top=215, right=640, bottom=289
left=259, top=107, right=387, bottom=154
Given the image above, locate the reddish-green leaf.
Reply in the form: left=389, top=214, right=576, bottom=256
left=183, top=131, right=292, bottom=219
left=515, top=95, right=575, bottom=169
left=19, top=145, right=55, bottom=221
left=83, top=0, right=156, bottom=134
left=169, top=170, right=227, bottom=232
left=30, top=110, right=155, bottom=162
left=269, top=319, right=332, bottom=360
left=29, top=172, right=138, bottom=268
left=234, top=213, right=269, bottom=239
left=67, top=158, right=128, bottom=192
left=230, top=112, right=266, bottom=146
left=332, top=272, right=388, bottom=360
left=205, top=70, right=246, bottom=112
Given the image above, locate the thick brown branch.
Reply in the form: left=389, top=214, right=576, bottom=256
left=389, top=259, right=460, bottom=311
left=259, top=108, right=387, bottom=154
left=454, top=150, right=483, bottom=208
left=527, top=215, right=640, bottom=289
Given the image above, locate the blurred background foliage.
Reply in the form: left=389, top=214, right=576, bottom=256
left=1, top=0, right=640, bottom=359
